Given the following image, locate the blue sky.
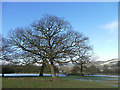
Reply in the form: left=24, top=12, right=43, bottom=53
left=2, top=2, right=118, bottom=61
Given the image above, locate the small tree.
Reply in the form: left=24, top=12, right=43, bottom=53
left=72, top=42, right=92, bottom=76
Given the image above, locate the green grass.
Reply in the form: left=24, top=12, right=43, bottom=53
left=2, top=76, right=118, bottom=88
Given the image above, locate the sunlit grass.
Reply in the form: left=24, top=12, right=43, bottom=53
left=2, top=76, right=118, bottom=88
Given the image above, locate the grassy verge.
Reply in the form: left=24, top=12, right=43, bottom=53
left=2, top=76, right=118, bottom=88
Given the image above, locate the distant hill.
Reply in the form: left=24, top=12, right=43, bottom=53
left=95, top=59, right=118, bottom=66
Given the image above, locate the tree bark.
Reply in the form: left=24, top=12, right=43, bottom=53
left=81, top=64, right=84, bottom=76
left=39, top=63, right=46, bottom=76
left=50, top=62, right=57, bottom=80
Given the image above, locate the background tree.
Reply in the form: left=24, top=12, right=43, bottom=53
left=7, top=14, right=91, bottom=80
left=2, top=65, right=15, bottom=75
left=84, top=65, right=100, bottom=75
left=71, top=65, right=79, bottom=75
left=72, top=39, right=92, bottom=76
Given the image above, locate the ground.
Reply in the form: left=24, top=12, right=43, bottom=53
left=2, top=76, right=118, bottom=88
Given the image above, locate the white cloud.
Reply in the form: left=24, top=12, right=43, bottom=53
left=101, top=21, right=118, bottom=33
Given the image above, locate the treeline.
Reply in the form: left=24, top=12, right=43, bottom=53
left=70, top=63, right=119, bottom=75
left=100, top=64, right=119, bottom=75
left=2, top=63, right=119, bottom=75
left=2, top=64, right=52, bottom=74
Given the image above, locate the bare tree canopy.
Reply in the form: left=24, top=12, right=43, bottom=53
left=7, top=14, right=92, bottom=80
left=1, top=37, right=14, bottom=62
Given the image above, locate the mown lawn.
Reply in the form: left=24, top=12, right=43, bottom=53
left=2, top=76, right=118, bottom=88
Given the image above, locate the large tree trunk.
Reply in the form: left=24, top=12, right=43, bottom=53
left=39, top=63, right=46, bottom=76
left=50, top=61, right=57, bottom=80
left=81, top=64, right=84, bottom=76
left=2, top=73, right=4, bottom=77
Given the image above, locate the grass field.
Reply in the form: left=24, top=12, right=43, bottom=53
left=2, top=76, right=118, bottom=88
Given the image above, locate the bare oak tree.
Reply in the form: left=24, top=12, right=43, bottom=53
left=7, top=14, right=91, bottom=80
